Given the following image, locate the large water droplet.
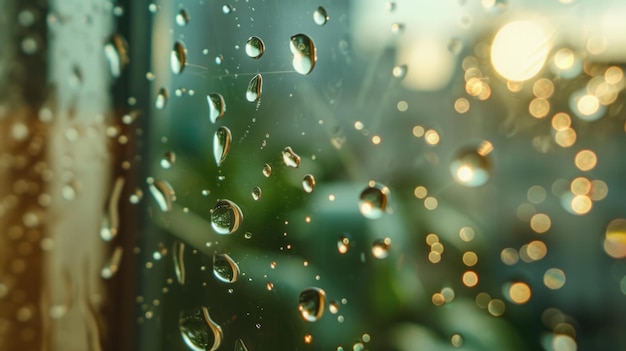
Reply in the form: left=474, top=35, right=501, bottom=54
left=179, top=307, right=223, bottom=351
left=210, top=199, right=243, bottom=235
left=337, top=233, right=351, bottom=254
left=155, top=87, right=169, bottom=110
left=282, top=146, right=301, bottom=168
left=173, top=241, right=186, bottom=285
left=298, top=287, right=326, bottom=322
left=251, top=186, right=262, bottom=201
left=234, top=339, right=249, bottom=351
left=213, top=127, right=232, bottom=166
left=262, top=163, right=272, bottom=177
left=104, top=34, right=129, bottom=78
left=245, top=36, right=265, bottom=59
left=246, top=74, right=262, bottom=102
left=450, top=142, right=493, bottom=187
left=302, top=174, right=316, bottom=193
left=207, top=93, right=226, bottom=123
left=160, top=151, right=176, bottom=169
left=359, top=182, right=389, bottom=219
left=148, top=178, right=176, bottom=212
left=372, top=238, right=391, bottom=259
left=313, top=7, right=329, bottom=26
left=290, top=34, right=317, bottom=75
left=171, top=41, right=187, bottom=74
left=176, top=9, right=190, bottom=26
left=213, top=253, right=240, bottom=283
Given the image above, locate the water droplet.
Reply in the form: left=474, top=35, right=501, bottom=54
left=451, top=333, right=464, bottom=347
left=212, top=127, right=232, bottom=166
left=101, top=177, right=125, bottom=241
left=179, top=307, right=223, bottom=351
left=262, top=163, right=272, bottom=177
left=104, top=34, right=129, bottom=78
left=129, top=188, right=143, bottom=204
left=290, top=34, right=317, bottom=75
left=101, top=246, right=124, bottom=279
left=313, top=7, right=329, bottom=26
left=171, top=41, right=187, bottom=74
left=244, top=232, right=252, bottom=239
left=298, top=287, right=326, bottom=322
left=329, top=300, right=339, bottom=314
left=359, top=182, right=389, bottom=219
left=222, top=4, right=233, bottom=14
left=176, top=9, right=190, bottom=26
left=160, top=151, right=176, bottom=169
left=245, top=74, right=262, bottom=102
left=251, top=187, right=262, bottom=200
left=450, top=143, right=493, bottom=187
left=210, top=199, right=243, bottom=235
left=148, top=178, right=176, bottom=212
left=234, top=338, right=249, bottom=351
left=448, top=38, right=463, bottom=55
left=337, top=234, right=351, bottom=254
left=372, top=238, right=392, bottom=259
left=245, top=36, right=265, bottom=59
left=207, top=93, right=226, bottom=123
left=302, top=174, right=316, bottom=193
left=155, top=87, right=169, bottom=110
left=173, top=241, right=186, bottom=285
left=213, top=253, right=240, bottom=283
left=392, top=65, right=407, bottom=79
left=282, top=146, right=301, bottom=168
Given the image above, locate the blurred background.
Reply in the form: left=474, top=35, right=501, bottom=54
left=1, top=0, right=626, bottom=350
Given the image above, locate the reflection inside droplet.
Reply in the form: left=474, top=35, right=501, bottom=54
left=179, top=307, right=223, bottom=351
left=210, top=199, right=243, bottom=235
left=213, top=253, right=240, bottom=283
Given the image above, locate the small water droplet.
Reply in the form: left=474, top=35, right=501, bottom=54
left=372, top=238, right=392, bottom=259
left=207, top=93, right=226, bottom=123
left=210, top=199, right=243, bottom=235
left=171, top=41, right=187, bottom=74
left=222, top=4, right=233, bottom=14
left=155, top=87, right=169, bottom=110
left=302, top=174, right=316, bottom=193
left=329, top=300, right=339, bottom=314
left=104, top=34, right=129, bottom=78
left=392, top=65, right=407, bottom=79
left=450, top=143, right=493, bottom=187
left=129, top=188, right=143, bottom=204
left=179, top=307, right=223, bottom=351
left=101, top=246, right=123, bottom=279
left=251, top=187, right=262, bottom=200
left=451, top=333, right=464, bottom=347
left=262, top=163, right=272, bottom=177
left=101, top=177, right=125, bottom=241
left=176, top=9, right=190, bottom=26
left=234, top=338, right=249, bottom=351
left=337, top=233, right=351, bottom=254
left=244, top=232, right=252, bottom=239
left=359, top=182, right=389, bottom=219
left=173, top=241, right=185, bottom=285
left=148, top=178, right=176, bottom=212
left=290, top=34, right=317, bottom=75
left=160, top=151, right=176, bottom=169
left=245, top=36, right=265, bottom=59
left=298, top=287, right=326, bottom=322
left=213, top=253, right=240, bottom=283
left=213, top=127, right=232, bottom=166
left=313, top=7, right=329, bottom=26
left=282, top=146, right=301, bottom=168
left=246, top=74, right=262, bottom=102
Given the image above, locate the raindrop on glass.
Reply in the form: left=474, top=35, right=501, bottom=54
left=251, top=186, right=262, bottom=201
left=262, top=163, right=272, bottom=177
left=160, top=151, right=176, bottom=169
left=104, top=34, right=129, bottom=78
left=359, top=182, right=389, bottom=219
left=213, top=126, right=232, bottom=166
left=155, top=87, right=169, bottom=110
left=171, top=41, right=187, bottom=75
left=176, top=9, right=190, bottom=26
left=173, top=241, right=186, bottom=285
left=337, top=233, right=350, bottom=254
left=210, top=199, right=243, bottom=235
left=313, top=7, right=329, bottom=26
left=245, top=36, right=265, bottom=59
left=282, top=146, right=301, bottom=168
left=372, top=238, right=391, bottom=259
left=298, top=287, right=326, bottom=322
left=129, top=188, right=143, bottom=204
left=392, top=65, right=407, bottom=79
left=179, top=307, right=223, bottom=351
left=302, top=174, right=316, bottom=193
left=290, top=34, right=317, bottom=75
left=213, top=253, right=240, bottom=283
left=222, top=4, right=233, bottom=14
left=450, top=143, right=493, bottom=187
left=148, top=178, right=176, bottom=212
left=207, top=93, right=226, bottom=124
left=101, top=246, right=123, bottom=279
left=246, top=74, right=262, bottom=102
